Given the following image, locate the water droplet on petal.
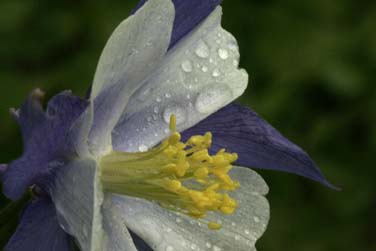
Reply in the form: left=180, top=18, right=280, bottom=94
left=181, top=60, right=193, bottom=72
left=201, top=66, right=208, bottom=72
left=254, top=216, right=260, bottom=223
left=165, top=93, right=171, bottom=98
left=156, top=97, right=162, bottom=103
left=138, top=145, right=148, bottom=152
left=166, top=246, right=174, bottom=251
left=165, top=227, right=172, bottom=232
left=206, top=242, right=212, bottom=248
left=228, top=40, right=238, bottom=51
left=213, top=245, right=221, bottom=251
left=163, top=105, right=187, bottom=125
left=212, top=69, right=220, bottom=77
left=195, top=40, right=210, bottom=58
left=195, top=85, right=233, bottom=114
left=218, top=48, right=229, bottom=59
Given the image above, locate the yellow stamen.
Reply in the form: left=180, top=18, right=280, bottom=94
left=208, top=222, right=222, bottom=230
left=100, top=115, right=240, bottom=230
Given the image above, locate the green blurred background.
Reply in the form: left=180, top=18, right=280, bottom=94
left=0, top=0, right=375, bottom=250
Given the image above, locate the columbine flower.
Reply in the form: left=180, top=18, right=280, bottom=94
left=1, top=0, right=332, bottom=250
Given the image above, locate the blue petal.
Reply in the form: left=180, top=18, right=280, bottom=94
left=3, top=90, right=88, bottom=200
left=5, top=198, right=74, bottom=251
left=132, top=0, right=222, bottom=49
left=181, top=103, right=334, bottom=188
left=129, top=231, right=153, bottom=251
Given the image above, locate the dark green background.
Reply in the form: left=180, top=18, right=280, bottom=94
left=1, top=0, right=375, bottom=250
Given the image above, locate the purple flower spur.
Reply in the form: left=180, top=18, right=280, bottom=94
left=1, top=0, right=333, bottom=250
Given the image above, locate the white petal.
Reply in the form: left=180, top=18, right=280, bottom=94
left=88, top=0, right=175, bottom=154
left=90, top=0, right=175, bottom=100
left=104, top=166, right=269, bottom=251
left=101, top=195, right=138, bottom=251
left=50, top=158, right=104, bottom=251
left=112, top=6, right=248, bottom=152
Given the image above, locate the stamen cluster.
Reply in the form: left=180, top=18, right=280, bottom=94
left=100, top=115, right=239, bottom=229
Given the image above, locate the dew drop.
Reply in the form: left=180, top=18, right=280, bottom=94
left=165, top=227, right=172, bottom=233
left=218, top=48, right=229, bottom=59
left=195, top=85, right=233, bottom=114
left=138, top=145, right=148, bottom=152
left=205, top=242, right=212, bottom=248
left=195, top=40, right=210, bottom=58
left=166, top=246, right=174, bottom=251
left=191, top=243, right=197, bottom=250
left=244, top=229, right=250, bottom=235
left=212, top=69, right=220, bottom=77
left=181, top=60, right=193, bottom=72
left=213, top=245, right=221, bottom=251
left=254, top=216, right=260, bottom=223
left=201, top=66, right=208, bottom=72
left=228, top=40, right=238, bottom=51
left=131, top=48, right=139, bottom=54
left=163, top=105, right=187, bottom=125
left=156, top=97, right=162, bottom=103
left=165, top=93, right=172, bottom=98
left=154, top=107, right=159, bottom=113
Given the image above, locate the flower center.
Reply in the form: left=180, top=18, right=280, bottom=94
left=100, top=115, right=239, bottom=230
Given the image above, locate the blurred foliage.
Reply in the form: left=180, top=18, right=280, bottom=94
left=0, top=0, right=375, bottom=250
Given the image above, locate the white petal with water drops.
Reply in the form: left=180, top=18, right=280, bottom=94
left=101, top=197, right=139, bottom=251
left=103, top=166, right=269, bottom=251
left=90, top=0, right=175, bottom=100
left=112, top=6, right=248, bottom=152
left=88, top=0, right=175, bottom=154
